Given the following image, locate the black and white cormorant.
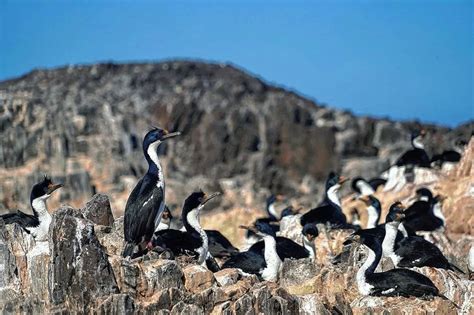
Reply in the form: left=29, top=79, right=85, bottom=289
left=152, top=191, right=221, bottom=271
left=300, top=172, right=351, bottom=229
left=358, top=195, right=382, bottom=229
left=402, top=188, right=446, bottom=232
left=247, top=222, right=318, bottom=261
left=355, top=202, right=462, bottom=273
left=0, top=176, right=62, bottom=241
left=352, top=233, right=441, bottom=298
left=222, top=222, right=282, bottom=281
left=245, top=194, right=285, bottom=244
left=122, top=127, right=180, bottom=258
left=154, top=205, right=173, bottom=232
left=395, top=130, right=430, bottom=168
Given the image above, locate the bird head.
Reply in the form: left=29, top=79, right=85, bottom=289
left=385, top=201, right=406, bottom=223
left=30, top=175, right=63, bottom=202
left=415, top=187, right=433, bottom=202
left=143, top=127, right=180, bottom=150
left=326, top=172, right=349, bottom=191
left=302, top=223, right=319, bottom=242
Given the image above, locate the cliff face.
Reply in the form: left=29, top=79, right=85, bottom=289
left=0, top=61, right=472, bottom=216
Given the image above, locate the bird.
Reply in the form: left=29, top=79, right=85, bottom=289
left=357, top=195, right=382, bottom=229
left=402, top=188, right=446, bottom=232
left=245, top=194, right=285, bottom=245
left=0, top=176, right=62, bottom=241
left=152, top=190, right=221, bottom=271
left=300, top=172, right=351, bottom=229
left=247, top=222, right=319, bottom=261
left=395, top=130, right=430, bottom=168
left=352, top=232, right=442, bottom=298
left=222, top=221, right=282, bottom=281
left=355, top=202, right=463, bottom=273
left=122, top=127, right=180, bottom=258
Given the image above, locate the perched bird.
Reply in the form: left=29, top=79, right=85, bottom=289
left=245, top=194, right=285, bottom=245
left=122, top=127, right=180, bottom=258
left=403, top=188, right=446, bottom=232
left=222, top=222, right=282, bottom=281
left=355, top=202, right=462, bottom=273
left=352, top=233, right=442, bottom=298
left=247, top=222, right=319, bottom=261
left=152, top=191, right=221, bottom=271
left=300, top=172, right=351, bottom=229
left=0, top=176, right=62, bottom=241
left=395, top=130, right=430, bottom=168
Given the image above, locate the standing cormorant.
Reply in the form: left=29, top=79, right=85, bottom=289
left=403, top=188, right=446, bottom=232
left=222, top=222, right=282, bottom=281
left=395, top=130, right=430, bottom=168
left=300, top=172, right=351, bottom=229
left=0, top=176, right=62, bottom=241
left=122, top=127, right=180, bottom=258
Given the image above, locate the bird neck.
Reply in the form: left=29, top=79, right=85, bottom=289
left=398, top=223, right=409, bottom=237
left=184, top=206, right=208, bottom=263
left=357, top=181, right=375, bottom=196
left=303, top=236, right=316, bottom=260
left=382, top=222, right=400, bottom=259
left=432, top=202, right=446, bottom=225
left=412, top=137, right=424, bottom=149
left=261, top=235, right=281, bottom=281
left=266, top=203, right=278, bottom=220
left=31, top=197, right=50, bottom=218
left=145, top=141, right=164, bottom=185
left=326, top=185, right=341, bottom=208
left=366, top=205, right=380, bottom=229
left=357, top=245, right=379, bottom=294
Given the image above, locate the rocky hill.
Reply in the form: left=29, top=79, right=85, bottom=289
left=0, top=61, right=472, bottom=216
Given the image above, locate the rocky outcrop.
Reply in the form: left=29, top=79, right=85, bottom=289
left=0, top=61, right=472, bottom=217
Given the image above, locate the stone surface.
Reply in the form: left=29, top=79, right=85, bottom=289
left=183, top=265, right=215, bottom=293
left=82, top=193, right=115, bottom=226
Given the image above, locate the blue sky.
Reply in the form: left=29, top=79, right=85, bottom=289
left=0, top=0, right=472, bottom=127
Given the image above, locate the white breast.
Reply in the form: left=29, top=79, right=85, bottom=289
left=260, top=236, right=282, bottom=281
left=356, top=247, right=376, bottom=295
left=366, top=206, right=379, bottom=229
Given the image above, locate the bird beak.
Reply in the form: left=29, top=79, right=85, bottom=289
left=305, top=234, right=316, bottom=242
left=162, top=130, right=181, bottom=140
left=201, top=192, right=221, bottom=205
left=395, top=212, right=405, bottom=221
left=47, top=183, right=63, bottom=194
left=239, top=225, right=258, bottom=234
left=338, top=176, right=350, bottom=184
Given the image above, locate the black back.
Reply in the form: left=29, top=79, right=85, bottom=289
left=248, top=236, right=309, bottom=260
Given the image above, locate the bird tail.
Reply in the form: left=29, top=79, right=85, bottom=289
left=448, top=263, right=465, bottom=274
left=122, top=242, right=136, bottom=258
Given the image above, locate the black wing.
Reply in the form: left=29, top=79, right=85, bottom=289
left=396, top=149, right=430, bottom=167
left=206, top=230, right=239, bottom=258
left=300, top=204, right=345, bottom=226
left=395, top=236, right=451, bottom=269
left=124, top=175, right=164, bottom=244
left=222, top=251, right=266, bottom=275
left=0, top=210, right=39, bottom=228
left=369, top=268, right=438, bottom=297
left=249, top=237, right=309, bottom=260
left=153, top=229, right=202, bottom=256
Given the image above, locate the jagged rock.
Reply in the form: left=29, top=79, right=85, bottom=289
left=214, top=268, right=241, bottom=287
left=82, top=193, right=114, bottom=226
left=279, top=258, right=318, bottom=293
left=183, top=265, right=215, bottom=293
left=95, top=294, right=135, bottom=315
left=48, top=206, right=119, bottom=311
